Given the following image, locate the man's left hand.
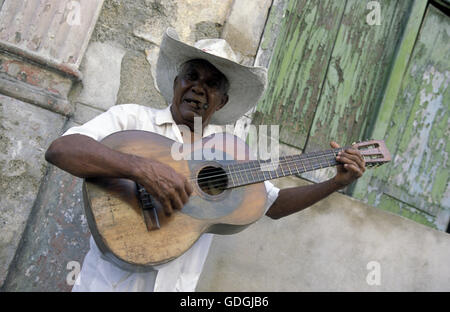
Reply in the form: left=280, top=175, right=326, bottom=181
left=330, top=141, right=366, bottom=188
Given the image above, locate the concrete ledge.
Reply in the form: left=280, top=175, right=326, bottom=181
left=197, top=176, right=450, bottom=291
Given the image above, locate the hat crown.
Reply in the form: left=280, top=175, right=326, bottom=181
left=194, top=39, right=239, bottom=63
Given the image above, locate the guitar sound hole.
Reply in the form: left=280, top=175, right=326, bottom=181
left=197, top=166, right=228, bottom=196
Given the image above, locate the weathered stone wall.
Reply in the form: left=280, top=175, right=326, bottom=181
left=0, top=0, right=272, bottom=291
left=0, top=95, right=66, bottom=286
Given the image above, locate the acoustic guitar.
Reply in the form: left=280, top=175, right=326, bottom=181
left=82, top=130, right=390, bottom=272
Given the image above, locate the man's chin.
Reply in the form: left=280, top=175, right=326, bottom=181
left=181, top=110, right=203, bottom=121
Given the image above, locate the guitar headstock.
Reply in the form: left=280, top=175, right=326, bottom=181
left=352, top=140, right=391, bottom=168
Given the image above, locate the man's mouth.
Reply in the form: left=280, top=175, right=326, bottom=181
left=183, top=98, right=207, bottom=110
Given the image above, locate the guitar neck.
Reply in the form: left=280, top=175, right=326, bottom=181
left=225, top=147, right=346, bottom=188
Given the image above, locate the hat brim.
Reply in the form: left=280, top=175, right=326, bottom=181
left=156, top=28, right=267, bottom=125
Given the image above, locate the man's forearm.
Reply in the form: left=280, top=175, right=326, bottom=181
left=45, top=134, right=140, bottom=180
left=266, top=178, right=343, bottom=219
left=46, top=133, right=194, bottom=215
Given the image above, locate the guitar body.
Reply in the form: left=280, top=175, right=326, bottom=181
left=83, top=130, right=267, bottom=272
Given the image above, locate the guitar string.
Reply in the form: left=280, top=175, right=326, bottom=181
left=189, top=148, right=343, bottom=182
left=137, top=150, right=369, bottom=196
left=192, top=150, right=345, bottom=189
left=138, top=148, right=375, bottom=198
left=193, top=148, right=375, bottom=190
left=138, top=152, right=341, bottom=197
left=191, top=150, right=343, bottom=187
left=195, top=144, right=380, bottom=186
left=195, top=154, right=340, bottom=191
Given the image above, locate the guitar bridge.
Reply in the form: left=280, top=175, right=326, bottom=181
left=136, top=183, right=160, bottom=231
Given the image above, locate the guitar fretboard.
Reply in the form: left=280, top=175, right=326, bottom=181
left=224, top=147, right=345, bottom=188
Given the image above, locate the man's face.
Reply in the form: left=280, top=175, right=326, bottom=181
left=171, top=59, right=229, bottom=130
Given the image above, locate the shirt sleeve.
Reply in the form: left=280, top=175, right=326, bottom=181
left=62, top=104, right=141, bottom=141
left=264, top=180, right=280, bottom=214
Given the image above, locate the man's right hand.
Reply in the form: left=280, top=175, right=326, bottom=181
left=132, top=156, right=193, bottom=216
left=45, top=134, right=193, bottom=216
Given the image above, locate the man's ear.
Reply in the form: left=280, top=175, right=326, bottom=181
left=173, top=76, right=179, bottom=91
left=217, top=94, right=229, bottom=111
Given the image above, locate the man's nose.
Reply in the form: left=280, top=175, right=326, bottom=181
left=191, top=83, right=205, bottom=97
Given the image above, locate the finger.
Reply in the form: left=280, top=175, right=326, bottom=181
left=184, top=179, right=194, bottom=196
left=161, top=196, right=174, bottom=216
left=343, top=163, right=363, bottom=177
left=346, top=151, right=365, bottom=171
left=338, top=152, right=361, bottom=165
left=179, top=186, right=189, bottom=205
left=168, top=188, right=182, bottom=210
left=170, top=192, right=184, bottom=211
left=174, top=181, right=189, bottom=204
left=337, top=153, right=365, bottom=171
left=346, top=148, right=365, bottom=165
left=330, top=141, right=340, bottom=148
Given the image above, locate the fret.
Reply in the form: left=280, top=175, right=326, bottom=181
left=315, top=152, right=325, bottom=169
left=274, top=164, right=282, bottom=179
left=324, top=151, right=332, bottom=167
left=246, top=161, right=255, bottom=183
left=270, top=162, right=278, bottom=179
left=237, top=162, right=245, bottom=185
left=227, top=164, right=236, bottom=188
left=303, top=155, right=313, bottom=172
left=239, top=162, right=247, bottom=185
left=256, top=160, right=262, bottom=181
left=243, top=162, right=250, bottom=183
left=250, top=160, right=262, bottom=183
left=231, top=164, right=240, bottom=187
left=308, top=152, right=318, bottom=170
left=317, top=152, right=324, bottom=169
left=294, top=155, right=306, bottom=173
left=317, top=151, right=327, bottom=169
left=324, top=150, right=334, bottom=167
left=317, top=152, right=325, bottom=169
left=243, top=161, right=252, bottom=184
left=253, top=160, right=260, bottom=182
left=267, top=163, right=274, bottom=179
left=260, top=160, right=272, bottom=180
left=325, top=153, right=332, bottom=168
left=278, top=157, right=285, bottom=177
left=272, top=161, right=280, bottom=179
left=307, top=155, right=313, bottom=172
left=285, top=155, right=294, bottom=175
left=292, top=155, right=301, bottom=174
left=258, top=160, right=267, bottom=182
left=327, top=150, right=337, bottom=167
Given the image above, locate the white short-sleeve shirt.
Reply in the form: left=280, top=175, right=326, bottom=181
left=66, top=104, right=280, bottom=292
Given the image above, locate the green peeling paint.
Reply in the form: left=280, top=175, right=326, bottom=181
left=255, top=0, right=347, bottom=149
left=353, top=3, right=449, bottom=230
left=378, top=194, right=436, bottom=229
left=255, top=0, right=448, bottom=230
left=306, top=0, right=412, bottom=152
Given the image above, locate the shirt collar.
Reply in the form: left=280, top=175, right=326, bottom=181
left=155, top=104, right=224, bottom=137
left=155, top=105, right=175, bottom=126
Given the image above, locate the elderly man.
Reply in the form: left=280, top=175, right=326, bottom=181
left=45, top=28, right=365, bottom=291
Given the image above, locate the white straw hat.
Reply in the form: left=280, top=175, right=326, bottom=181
left=156, top=28, right=268, bottom=125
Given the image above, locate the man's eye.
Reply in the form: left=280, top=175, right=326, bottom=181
left=207, top=80, right=220, bottom=88
left=186, top=72, right=197, bottom=81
